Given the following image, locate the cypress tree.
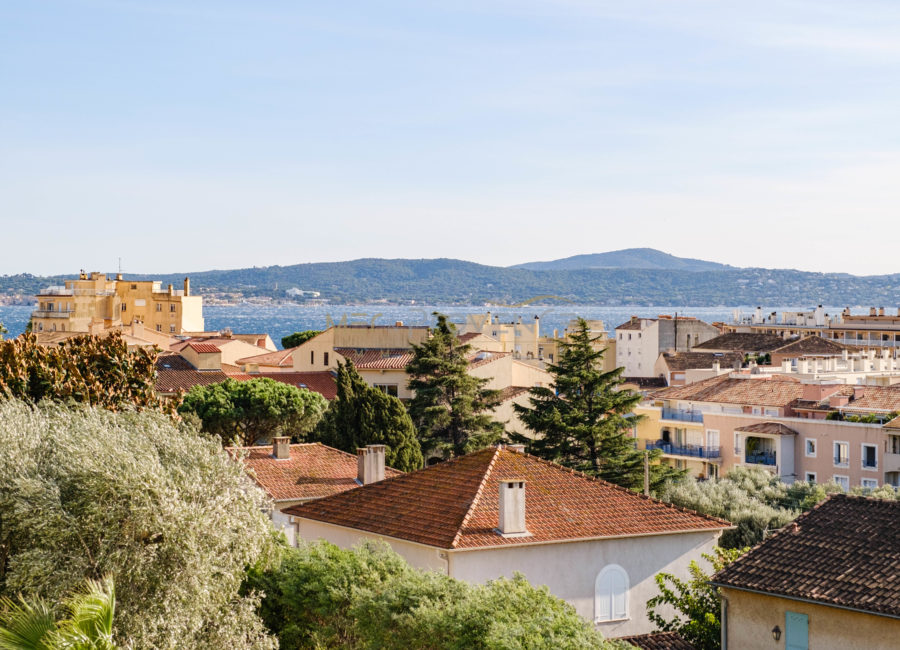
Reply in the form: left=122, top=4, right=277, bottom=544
left=315, top=361, right=423, bottom=472
left=514, top=318, right=684, bottom=491
left=406, top=313, right=503, bottom=458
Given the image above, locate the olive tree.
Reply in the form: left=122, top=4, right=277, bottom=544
left=0, top=400, right=277, bottom=649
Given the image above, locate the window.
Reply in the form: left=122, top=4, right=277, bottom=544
left=375, top=384, right=399, bottom=397
left=805, top=472, right=817, bottom=483
left=156, top=303, right=162, bottom=312
left=862, top=444, right=877, bottom=469
left=324, top=352, right=329, bottom=366
left=805, top=439, right=816, bottom=458
left=155, top=324, right=162, bottom=332
left=594, top=565, right=628, bottom=622
left=861, top=478, right=878, bottom=490
left=37, top=322, right=43, bottom=332
left=628, top=334, right=632, bottom=340
left=833, top=475, right=849, bottom=491
left=310, top=351, right=315, bottom=365
left=121, top=303, right=126, bottom=312
left=169, top=324, right=175, bottom=333
left=130, top=284, right=137, bottom=290
left=833, top=442, right=849, bottom=467
left=170, top=304, right=176, bottom=312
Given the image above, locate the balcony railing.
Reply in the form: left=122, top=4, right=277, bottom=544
left=32, top=310, right=73, bottom=318
left=745, top=451, right=777, bottom=466
left=661, top=407, right=703, bottom=423
left=646, top=440, right=721, bottom=459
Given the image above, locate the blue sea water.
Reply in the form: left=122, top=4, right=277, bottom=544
left=1, top=303, right=756, bottom=347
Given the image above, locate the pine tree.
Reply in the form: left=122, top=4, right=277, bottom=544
left=514, top=318, right=684, bottom=491
left=315, top=361, right=423, bottom=472
left=406, top=313, right=503, bottom=458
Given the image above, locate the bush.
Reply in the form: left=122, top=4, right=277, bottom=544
left=0, top=400, right=277, bottom=649
left=247, top=540, right=619, bottom=649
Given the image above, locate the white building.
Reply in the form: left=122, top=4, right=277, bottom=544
left=615, top=316, right=721, bottom=378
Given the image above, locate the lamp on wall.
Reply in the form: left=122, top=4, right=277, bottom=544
left=771, top=625, right=782, bottom=641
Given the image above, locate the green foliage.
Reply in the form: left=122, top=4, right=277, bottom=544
left=0, top=401, right=277, bottom=649
left=827, top=410, right=898, bottom=424
left=178, top=377, right=327, bottom=446
left=0, top=333, right=161, bottom=411
left=0, top=576, right=117, bottom=650
left=246, top=540, right=617, bottom=650
left=406, top=313, right=503, bottom=458
left=0, top=323, right=6, bottom=341
left=646, top=547, right=746, bottom=650
left=314, top=362, right=423, bottom=472
left=514, top=318, right=685, bottom=491
left=281, top=330, right=321, bottom=349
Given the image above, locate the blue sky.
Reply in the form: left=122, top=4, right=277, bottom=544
left=2, top=0, right=900, bottom=276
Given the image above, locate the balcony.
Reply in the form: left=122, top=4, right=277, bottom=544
left=646, top=440, right=721, bottom=459
left=32, top=310, right=73, bottom=318
left=745, top=450, right=776, bottom=466
left=661, top=408, right=703, bottom=424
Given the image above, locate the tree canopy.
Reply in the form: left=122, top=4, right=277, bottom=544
left=406, top=313, right=503, bottom=458
left=178, top=377, right=327, bottom=447
left=314, top=361, right=423, bottom=472
left=281, top=330, right=322, bottom=349
left=514, top=318, right=683, bottom=491
left=246, top=540, right=620, bottom=650
left=0, top=401, right=277, bottom=649
left=0, top=332, right=160, bottom=411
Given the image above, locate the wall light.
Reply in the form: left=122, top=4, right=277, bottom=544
left=771, top=625, right=782, bottom=641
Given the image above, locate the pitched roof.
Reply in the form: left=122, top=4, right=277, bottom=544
left=693, top=333, right=788, bottom=353
left=286, top=447, right=729, bottom=550
left=334, top=348, right=414, bottom=370
left=497, top=386, right=530, bottom=402
left=661, top=351, right=743, bottom=372
left=623, top=377, right=668, bottom=389
left=255, top=372, right=337, bottom=399
left=734, top=422, right=798, bottom=436
left=712, top=495, right=900, bottom=618
left=837, top=385, right=900, bottom=412
left=616, top=318, right=654, bottom=331
left=154, top=353, right=229, bottom=393
left=186, top=342, right=220, bottom=354
left=884, top=415, right=900, bottom=430
left=236, top=347, right=296, bottom=367
left=651, top=374, right=802, bottom=407
left=228, top=442, right=403, bottom=502
left=771, top=336, right=848, bottom=356
left=457, top=332, right=482, bottom=343
left=618, top=631, right=695, bottom=650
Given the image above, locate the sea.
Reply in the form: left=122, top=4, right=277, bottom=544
left=0, top=303, right=791, bottom=348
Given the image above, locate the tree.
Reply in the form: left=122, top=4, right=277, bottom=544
left=514, top=318, right=684, bottom=491
left=178, top=377, right=327, bottom=446
left=246, top=540, right=621, bottom=650
left=281, top=330, right=321, bottom=349
left=0, top=332, right=161, bottom=411
left=406, top=313, right=503, bottom=458
left=646, top=547, right=746, bottom=650
left=314, top=361, right=423, bottom=472
left=0, top=576, right=116, bottom=650
left=0, top=401, right=277, bottom=649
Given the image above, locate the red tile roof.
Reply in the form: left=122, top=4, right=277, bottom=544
left=335, top=348, right=414, bottom=370
left=467, top=350, right=510, bottom=369
left=652, top=374, right=803, bottom=408
left=661, top=351, right=743, bottom=372
left=286, top=447, right=728, bottom=549
left=250, top=372, right=337, bottom=400
left=186, top=342, right=220, bottom=354
left=155, top=354, right=229, bottom=393
left=734, top=422, right=798, bottom=436
left=236, top=347, right=296, bottom=367
left=839, top=385, right=900, bottom=412
left=712, top=495, right=900, bottom=617
left=228, top=442, right=403, bottom=502
left=497, top=386, right=530, bottom=402
left=693, top=333, right=789, bottom=353
left=618, top=631, right=695, bottom=649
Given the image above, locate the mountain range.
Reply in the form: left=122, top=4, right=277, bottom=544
left=1, top=249, right=896, bottom=306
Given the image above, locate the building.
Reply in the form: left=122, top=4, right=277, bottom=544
left=711, top=494, right=900, bottom=650
left=32, top=271, right=204, bottom=336
left=615, top=316, right=720, bottom=378
left=654, top=351, right=743, bottom=386
left=229, top=441, right=401, bottom=545
left=285, top=445, right=729, bottom=636
left=636, top=373, right=900, bottom=486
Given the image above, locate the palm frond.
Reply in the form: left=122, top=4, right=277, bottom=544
left=0, top=595, right=55, bottom=650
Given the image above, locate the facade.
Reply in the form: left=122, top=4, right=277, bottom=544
left=285, top=446, right=728, bottom=636
left=712, top=495, right=900, bottom=650
left=616, top=316, right=720, bottom=378
left=33, top=271, right=204, bottom=335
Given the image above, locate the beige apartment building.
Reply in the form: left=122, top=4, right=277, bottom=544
left=32, top=271, right=204, bottom=335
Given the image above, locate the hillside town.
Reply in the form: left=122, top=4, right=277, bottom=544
left=1, top=270, right=897, bottom=648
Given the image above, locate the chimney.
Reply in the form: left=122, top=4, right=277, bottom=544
left=184, top=277, right=190, bottom=296
left=272, top=436, right=290, bottom=460
left=879, top=307, right=885, bottom=317
left=498, top=479, right=527, bottom=536
left=870, top=307, right=877, bottom=316
left=357, top=444, right=386, bottom=485
left=712, top=361, right=721, bottom=373
left=508, top=444, right=525, bottom=453
left=395, top=321, right=403, bottom=327
left=168, top=284, right=174, bottom=296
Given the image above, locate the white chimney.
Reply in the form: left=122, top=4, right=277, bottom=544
left=712, top=361, right=721, bottom=373
left=497, top=480, right=528, bottom=536
left=357, top=444, right=386, bottom=485
left=782, top=359, right=791, bottom=373
left=272, top=436, right=290, bottom=460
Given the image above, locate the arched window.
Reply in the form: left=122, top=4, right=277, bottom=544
left=595, top=564, right=629, bottom=622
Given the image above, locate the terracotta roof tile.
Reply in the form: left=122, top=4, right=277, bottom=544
left=287, top=447, right=729, bottom=549
left=734, top=422, right=798, bottom=436
left=839, top=386, right=900, bottom=412
left=228, top=442, right=402, bottom=502
left=251, top=372, right=337, bottom=400
left=155, top=354, right=229, bottom=393
left=186, top=342, right=220, bottom=353
left=335, top=348, right=414, bottom=370
left=712, top=495, right=900, bottom=617
left=236, top=347, right=296, bottom=367
left=693, top=333, right=788, bottom=353
left=497, top=386, right=530, bottom=402
left=662, top=352, right=743, bottom=372
left=651, top=374, right=803, bottom=408
left=772, top=336, right=849, bottom=356
left=618, top=631, right=695, bottom=649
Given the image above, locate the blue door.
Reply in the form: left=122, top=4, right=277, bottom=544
left=785, top=611, right=808, bottom=650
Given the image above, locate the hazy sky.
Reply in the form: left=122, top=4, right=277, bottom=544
left=3, top=1, right=900, bottom=276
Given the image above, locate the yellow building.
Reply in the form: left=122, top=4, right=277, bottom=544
left=32, top=271, right=204, bottom=336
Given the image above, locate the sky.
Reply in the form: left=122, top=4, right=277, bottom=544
left=2, top=0, right=900, bottom=276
